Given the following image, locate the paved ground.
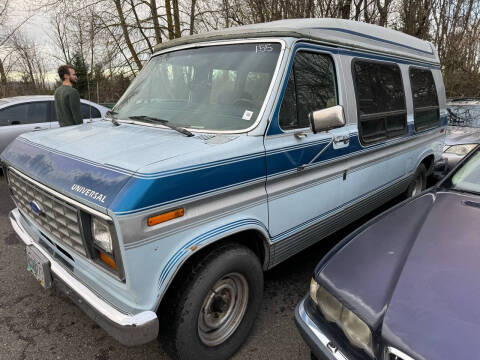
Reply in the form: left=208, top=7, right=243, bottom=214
left=0, top=174, right=403, bottom=360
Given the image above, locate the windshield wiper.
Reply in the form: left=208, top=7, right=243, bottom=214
left=128, top=115, right=194, bottom=137
left=106, top=110, right=120, bottom=126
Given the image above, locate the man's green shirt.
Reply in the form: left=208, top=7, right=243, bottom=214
left=54, top=85, right=82, bottom=127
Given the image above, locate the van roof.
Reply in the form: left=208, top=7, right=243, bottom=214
left=154, top=18, right=439, bottom=65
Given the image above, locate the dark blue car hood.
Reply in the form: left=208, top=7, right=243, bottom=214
left=317, top=190, right=480, bottom=360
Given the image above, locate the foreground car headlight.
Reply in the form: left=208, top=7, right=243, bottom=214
left=310, top=279, right=374, bottom=357
left=92, top=217, right=113, bottom=254
left=444, top=144, right=477, bottom=156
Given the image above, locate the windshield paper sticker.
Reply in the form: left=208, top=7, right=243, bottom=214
left=242, top=110, right=254, bottom=121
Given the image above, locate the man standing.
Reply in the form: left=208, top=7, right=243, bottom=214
left=54, top=65, right=82, bottom=127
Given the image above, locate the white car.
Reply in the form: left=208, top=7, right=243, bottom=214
left=0, top=95, right=109, bottom=154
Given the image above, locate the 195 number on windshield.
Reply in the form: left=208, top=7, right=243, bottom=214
left=256, top=44, right=273, bottom=53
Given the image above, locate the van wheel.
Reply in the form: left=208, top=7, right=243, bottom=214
left=160, top=243, right=263, bottom=360
left=406, top=163, right=427, bottom=198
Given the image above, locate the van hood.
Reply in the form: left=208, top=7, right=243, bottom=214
left=11, top=121, right=205, bottom=170
left=0, top=121, right=265, bottom=214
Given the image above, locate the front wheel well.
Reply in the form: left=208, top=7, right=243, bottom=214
left=156, top=229, right=268, bottom=314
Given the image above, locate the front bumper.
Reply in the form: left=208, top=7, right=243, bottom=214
left=9, top=208, right=159, bottom=346
left=295, top=297, right=351, bottom=360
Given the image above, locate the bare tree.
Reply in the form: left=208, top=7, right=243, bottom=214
left=11, top=31, right=48, bottom=89
left=150, top=0, right=163, bottom=43
left=0, top=0, right=10, bottom=88
left=2, top=0, right=478, bottom=99
left=400, top=0, right=433, bottom=39
left=50, top=12, right=72, bottom=63
left=113, top=0, right=143, bottom=69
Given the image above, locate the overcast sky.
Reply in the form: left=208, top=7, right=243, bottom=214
left=7, top=0, right=56, bottom=71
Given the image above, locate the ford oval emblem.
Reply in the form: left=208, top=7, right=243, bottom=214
left=29, top=201, right=44, bottom=216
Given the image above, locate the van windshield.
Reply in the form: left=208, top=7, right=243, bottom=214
left=114, top=43, right=282, bottom=131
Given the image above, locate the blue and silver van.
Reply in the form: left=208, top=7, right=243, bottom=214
left=1, top=19, right=446, bottom=360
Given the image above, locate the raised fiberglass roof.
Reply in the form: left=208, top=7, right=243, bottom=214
left=154, top=18, right=439, bottom=65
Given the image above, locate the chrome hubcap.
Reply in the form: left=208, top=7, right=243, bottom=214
left=198, top=272, right=249, bottom=346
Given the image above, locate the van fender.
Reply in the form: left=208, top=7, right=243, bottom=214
left=413, top=148, right=435, bottom=174
left=155, top=218, right=270, bottom=308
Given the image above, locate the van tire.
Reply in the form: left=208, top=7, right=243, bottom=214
left=159, top=243, right=263, bottom=360
left=406, top=163, right=427, bottom=198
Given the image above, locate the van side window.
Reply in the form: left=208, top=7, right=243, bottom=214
left=409, top=68, right=439, bottom=131
left=279, top=52, right=337, bottom=130
left=279, top=69, right=297, bottom=129
left=353, top=60, right=407, bottom=144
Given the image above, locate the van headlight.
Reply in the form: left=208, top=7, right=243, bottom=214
left=310, top=279, right=374, bottom=357
left=92, top=217, right=113, bottom=254
left=444, top=144, right=477, bottom=156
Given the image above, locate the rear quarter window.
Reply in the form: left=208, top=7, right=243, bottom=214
left=409, top=67, right=440, bottom=132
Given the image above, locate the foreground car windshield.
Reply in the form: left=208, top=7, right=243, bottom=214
left=446, top=150, right=480, bottom=194
left=447, top=105, right=480, bottom=127
left=114, top=43, right=282, bottom=131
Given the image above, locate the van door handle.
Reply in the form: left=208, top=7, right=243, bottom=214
left=332, top=134, right=350, bottom=150
left=294, top=131, right=308, bottom=139
left=333, top=135, right=349, bottom=144
left=33, top=127, right=43, bottom=131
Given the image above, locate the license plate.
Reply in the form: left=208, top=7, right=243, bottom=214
left=26, top=246, right=52, bottom=288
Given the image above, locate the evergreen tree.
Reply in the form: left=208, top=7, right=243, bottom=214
left=71, top=52, right=89, bottom=99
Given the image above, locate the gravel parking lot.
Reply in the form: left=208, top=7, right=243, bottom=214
left=0, top=174, right=402, bottom=360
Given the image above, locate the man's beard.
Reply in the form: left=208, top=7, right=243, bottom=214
left=70, top=77, right=77, bottom=84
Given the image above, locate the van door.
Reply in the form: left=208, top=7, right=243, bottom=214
left=0, top=101, right=50, bottom=153
left=265, top=49, right=352, bottom=242
left=342, top=59, right=409, bottom=203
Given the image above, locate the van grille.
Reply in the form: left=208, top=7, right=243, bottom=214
left=8, top=169, right=86, bottom=256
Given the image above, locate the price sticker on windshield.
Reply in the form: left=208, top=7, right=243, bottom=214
left=256, top=44, right=273, bottom=53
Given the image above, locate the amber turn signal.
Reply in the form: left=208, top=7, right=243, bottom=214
left=99, top=251, right=117, bottom=270
left=148, top=208, right=184, bottom=226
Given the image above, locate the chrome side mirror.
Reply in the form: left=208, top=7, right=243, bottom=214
left=309, top=105, right=346, bottom=134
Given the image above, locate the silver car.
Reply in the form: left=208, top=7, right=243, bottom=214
left=433, top=98, right=480, bottom=178
left=0, top=95, right=109, bottom=154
